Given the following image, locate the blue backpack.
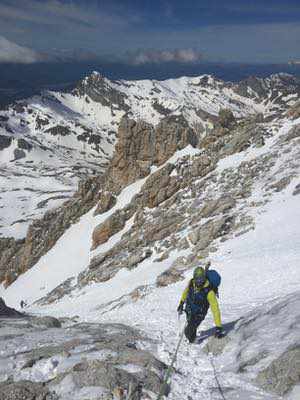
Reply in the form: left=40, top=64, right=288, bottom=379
left=206, top=269, right=221, bottom=295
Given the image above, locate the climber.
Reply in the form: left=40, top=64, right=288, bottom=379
left=177, top=265, right=225, bottom=343
left=20, top=300, right=27, bottom=309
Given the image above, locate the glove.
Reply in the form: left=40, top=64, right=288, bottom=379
left=214, top=327, right=225, bottom=339
left=177, top=302, right=184, bottom=315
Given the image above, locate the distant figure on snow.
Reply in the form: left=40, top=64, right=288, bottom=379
left=20, top=300, right=27, bottom=309
left=177, top=263, right=225, bottom=343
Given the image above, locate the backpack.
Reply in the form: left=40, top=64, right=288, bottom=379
left=206, top=269, right=221, bottom=296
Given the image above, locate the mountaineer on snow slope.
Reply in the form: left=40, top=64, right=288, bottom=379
left=177, top=264, right=225, bottom=343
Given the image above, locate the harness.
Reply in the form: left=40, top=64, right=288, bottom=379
left=185, top=279, right=211, bottom=318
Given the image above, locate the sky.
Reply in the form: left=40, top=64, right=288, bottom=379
left=0, top=0, right=300, bottom=65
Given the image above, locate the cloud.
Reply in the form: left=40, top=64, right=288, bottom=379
left=0, top=0, right=140, bottom=31
left=128, top=48, right=204, bottom=65
left=0, top=36, right=40, bottom=63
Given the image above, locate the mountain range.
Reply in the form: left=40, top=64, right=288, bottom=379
left=0, top=71, right=299, bottom=400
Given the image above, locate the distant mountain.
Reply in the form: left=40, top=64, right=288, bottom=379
left=1, top=69, right=300, bottom=400
left=1, top=61, right=300, bottom=107
left=1, top=72, right=299, bottom=239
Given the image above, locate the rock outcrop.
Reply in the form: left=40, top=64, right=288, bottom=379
left=2, top=72, right=300, bottom=291
left=0, top=297, right=24, bottom=318
left=90, top=115, right=199, bottom=250
left=34, top=115, right=300, bottom=307
left=0, top=175, right=104, bottom=286
left=225, top=292, right=300, bottom=396
left=256, top=346, right=300, bottom=396
left=0, top=317, right=167, bottom=400
left=0, top=380, right=58, bottom=400
left=101, top=115, right=198, bottom=195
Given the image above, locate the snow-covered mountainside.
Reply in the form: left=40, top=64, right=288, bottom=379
left=1, top=72, right=299, bottom=238
left=0, top=72, right=300, bottom=399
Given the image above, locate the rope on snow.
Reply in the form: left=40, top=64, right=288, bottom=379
left=207, top=342, right=227, bottom=400
left=156, top=323, right=186, bottom=400
left=155, top=315, right=227, bottom=400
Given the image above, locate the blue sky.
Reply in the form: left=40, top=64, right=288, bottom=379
left=0, top=0, right=299, bottom=64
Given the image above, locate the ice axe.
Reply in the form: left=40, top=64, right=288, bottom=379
left=204, top=260, right=211, bottom=273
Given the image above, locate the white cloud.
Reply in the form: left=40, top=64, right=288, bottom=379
left=0, top=36, right=40, bottom=63
left=0, top=0, right=139, bottom=31
left=129, top=48, right=203, bottom=65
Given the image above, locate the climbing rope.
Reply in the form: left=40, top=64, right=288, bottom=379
left=156, top=322, right=227, bottom=400
left=207, top=343, right=227, bottom=400
left=156, top=323, right=186, bottom=400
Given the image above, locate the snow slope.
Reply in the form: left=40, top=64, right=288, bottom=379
left=1, top=72, right=299, bottom=238
left=1, top=72, right=300, bottom=398
left=1, top=115, right=300, bottom=398
left=0, top=91, right=115, bottom=238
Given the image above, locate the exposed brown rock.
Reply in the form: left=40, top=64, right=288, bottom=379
left=140, top=164, right=180, bottom=208
left=218, top=108, right=236, bottom=128
left=107, top=118, right=154, bottom=191
left=200, top=196, right=236, bottom=218
left=189, top=216, right=235, bottom=250
left=153, top=115, right=198, bottom=165
left=103, top=115, right=198, bottom=195
left=92, top=210, right=127, bottom=249
left=266, top=176, right=293, bottom=193
left=287, top=101, right=300, bottom=119
left=0, top=380, right=58, bottom=400
left=94, top=191, right=117, bottom=215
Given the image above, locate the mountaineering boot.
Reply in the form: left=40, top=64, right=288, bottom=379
left=214, top=326, right=226, bottom=339
left=184, top=323, right=197, bottom=343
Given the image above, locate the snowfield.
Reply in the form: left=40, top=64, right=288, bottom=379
left=1, top=72, right=299, bottom=239
left=1, top=115, right=300, bottom=398
left=1, top=73, right=300, bottom=399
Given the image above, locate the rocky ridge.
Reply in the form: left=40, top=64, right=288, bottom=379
left=1, top=87, right=300, bottom=291
left=0, top=73, right=300, bottom=399
left=0, top=299, right=167, bottom=400
left=1, top=72, right=299, bottom=239
left=61, top=116, right=300, bottom=298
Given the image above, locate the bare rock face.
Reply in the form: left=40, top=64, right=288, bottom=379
left=219, top=123, right=258, bottom=157
left=287, top=100, right=300, bottom=119
left=102, top=115, right=198, bottom=195
left=74, top=71, right=130, bottom=112
left=0, top=297, right=24, bottom=318
left=91, top=116, right=199, bottom=249
left=28, top=315, right=62, bottom=329
left=218, top=108, right=236, bottom=129
left=156, top=255, right=196, bottom=287
left=0, top=134, right=12, bottom=150
left=108, top=118, right=154, bottom=191
left=255, top=346, right=300, bottom=396
left=153, top=115, right=198, bottom=165
left=92, top=209, right=127, bottom=249
left=156, top=264, right=185, bottom=287
left=188, top=216, right=235, bottom=249
left=140, top=164, right=181, bottom=208
left=94, top=191, right=117, bottom=215
left=0, top=318, right=167, bottom=400
left=124, top=249, right=152, bottom=270
left=0, top=380, right=58, bottom=400
left=199, top=196, right=236, bottom=218
left=190, top=154, right=215, bottom=178
left=203, top=335, right=231, bottom=356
